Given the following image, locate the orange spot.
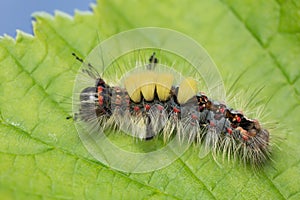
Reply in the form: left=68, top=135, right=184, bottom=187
left=134, top=106, right=140, bottom=112
left=173, top=107, right=180, bottom=113
left=236, top=116, right=241, bottom=123
left=145, top=104, right=151, bottom=111
left=97, top=86, right=103, bottom=92
left=157, top=105, right=164, bottom=111
left=227, top=128, right=232, bottom=134
left=242, top=135, right=249, bottom=141
left=219, top=107, right=225, bottom=113
left=191, top=114, right=198, bottom=120
left=97, top=86, right=104, bottom=105
left=98, top=96, right=103, bottom=105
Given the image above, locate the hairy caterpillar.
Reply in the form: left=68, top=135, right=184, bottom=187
left=71, top=28, right=273, bottom=172
left=73, top=51, right=270, bottom=168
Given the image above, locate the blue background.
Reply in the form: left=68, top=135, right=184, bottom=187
left=0, top=0, right=95, bottom=37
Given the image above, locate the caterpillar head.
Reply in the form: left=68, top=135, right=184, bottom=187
left=78, top=78, right=111, bottom=121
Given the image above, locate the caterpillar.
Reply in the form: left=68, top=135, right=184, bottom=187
left=73, top=52, right=270, bottom=168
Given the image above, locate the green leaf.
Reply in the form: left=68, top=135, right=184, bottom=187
left=0, top=0, right=299, bottom=199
